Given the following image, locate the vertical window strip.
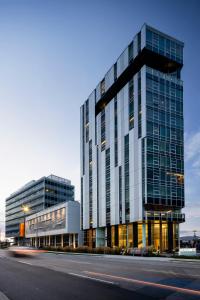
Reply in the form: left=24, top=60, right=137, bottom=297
left=101, top=109, right=106, bottom=151
left=105, top=148, right=111, bottom=225
left=114, top=63, right=117, bottom=81
left=138, top=72, right=142, bottom=138
left=138, top=32, right=141, bottom=53
left=85, top=99, right=89, bottom=143
left=89, top=140, right=93, bottom=227
left=124, top=134, right=130, bottom=223
left=82, top=105, right=85, bottom=175
left=81, top=177, right=83, bottom=230
left=119, top=166, right=122, bottom=224
left=97, top=146, right=99, bottom=227
left=128, top=41, right=133, bottom=64
left=129, top=78, right=134, bottom=130
left=114, top=96, right=118, bottom=167
left=142, top=138, right=146, bottom=205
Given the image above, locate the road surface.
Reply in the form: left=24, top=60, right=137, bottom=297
left=0, top=250, right=199, bottom=299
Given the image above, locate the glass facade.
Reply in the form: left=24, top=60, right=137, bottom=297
left=26, top=206, right=66, bottom=235
left=6, top=175, right=74, bottom=239
left=105, top=148, right=111, bottom=225
left=145, top=67, right=184, bottom=209
left=146, top=28, right=183, bottom=64
left=89, top=140, right=93, bottom=227
left=26, top=201, right=80, bottom=248
left=124, top=135, right=130, bottom=223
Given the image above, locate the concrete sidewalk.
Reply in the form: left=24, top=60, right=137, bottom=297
left=46, top=251, right=200, bottom=262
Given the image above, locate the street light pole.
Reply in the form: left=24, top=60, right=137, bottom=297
left=21, top=205, right=29, bottom=246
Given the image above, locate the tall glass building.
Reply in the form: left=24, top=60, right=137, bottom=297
left=6, top=174, right=74, bottom=240
left=80, top=24, right=184, bottom=252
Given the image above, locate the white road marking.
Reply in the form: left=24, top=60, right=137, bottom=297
left=64, top=259, right=92, bottom=265
left=17, top=260, right=33, bottom=266
left=68, top=272, right=117, bottom=285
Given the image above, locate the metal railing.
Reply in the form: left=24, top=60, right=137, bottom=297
left=145, top=211, right=185, bottom=222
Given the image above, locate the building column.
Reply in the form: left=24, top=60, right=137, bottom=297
left=69, top=234, right=73, bottom=247
left=73, top=234, right=76, bottom=248
left=148, top=221, right=151, bottom=247
left=114, top=225, right=119, bottom=247
left=159, top=221, right=162, bottom=253
left=54, top=236, right=56, bottom=247
left=142, top=223, right=146, bottom=248
left=168, top=221, right=173, bottom=252
left=61, top=234, right=64, bottom=248
left=133, top=222, right=138, bottom=247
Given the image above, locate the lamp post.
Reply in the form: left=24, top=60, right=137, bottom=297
left=21, top=205, right=29, bottom=246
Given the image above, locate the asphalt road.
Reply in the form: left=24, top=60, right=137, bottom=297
left=0, top=250, right=199, bottom=300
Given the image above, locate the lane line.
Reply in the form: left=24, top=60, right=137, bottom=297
left=62, top=259, right=92, bottom=265
left=17, top=260, right=33, bottom=266
left=68, top=272, right=117, bottom=286
left=84, top=271, right=200, bottom=296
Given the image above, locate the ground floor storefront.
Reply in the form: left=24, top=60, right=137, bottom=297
left=30, top=233, right=79, bottom=248
left=83, top=221, right=179, bottom=252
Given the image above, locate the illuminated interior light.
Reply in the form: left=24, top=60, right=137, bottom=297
left=129, top=117, right=134, bottom=122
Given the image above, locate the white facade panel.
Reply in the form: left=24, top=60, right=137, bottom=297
left=141, top=24, right=146, bottom=50
left=133, top=35, right=138, bottom=59
left=129, top=128, right=135, bottom=222
left=123, top=83, right=129, bottom=136
left=99, top=150, right=106, bottom=227
left=84, top=141, right=89, bottom=229
left=109, top=99, right=116, bottom=225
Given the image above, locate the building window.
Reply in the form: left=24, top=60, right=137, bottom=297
left=138, top=32, right=141, bottom=53
left=89, top=140, right=93, bottom=227
left=85, top=99, right=89, bottom=143
left=124, top=134, right=130, bottom=223
left=81, top=177, right=83, bottom=230
left=101, top=109, right=106, bottom=151
left=82, top=105, right=85, bottom=175
left=100, top=79, right=105, bottom=96
left=138, top=72, right=142, bottom=138
left=105, top=148, right=111, bottom=225
left=128, top=41, right=133, bottom=63
left=114, top=96, right=118, bottom=167
left=114, top=63, right=117, bottom=81
left=129, top=78, right=134, bottom=130
left=145, top=69, right=184, bottom=209
left=119, top=166, right=122, bottom=224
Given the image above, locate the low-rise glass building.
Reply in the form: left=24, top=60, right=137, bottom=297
left=6, top=175, right=74, bottom=241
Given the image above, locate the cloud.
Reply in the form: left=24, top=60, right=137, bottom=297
left=185, top=130, right=200, bottom=162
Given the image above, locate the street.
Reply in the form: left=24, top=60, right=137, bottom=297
left=0, top=251, right=199, bottom=299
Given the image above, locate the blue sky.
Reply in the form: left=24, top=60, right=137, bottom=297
left=0, top=0, right=199, bottom=236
